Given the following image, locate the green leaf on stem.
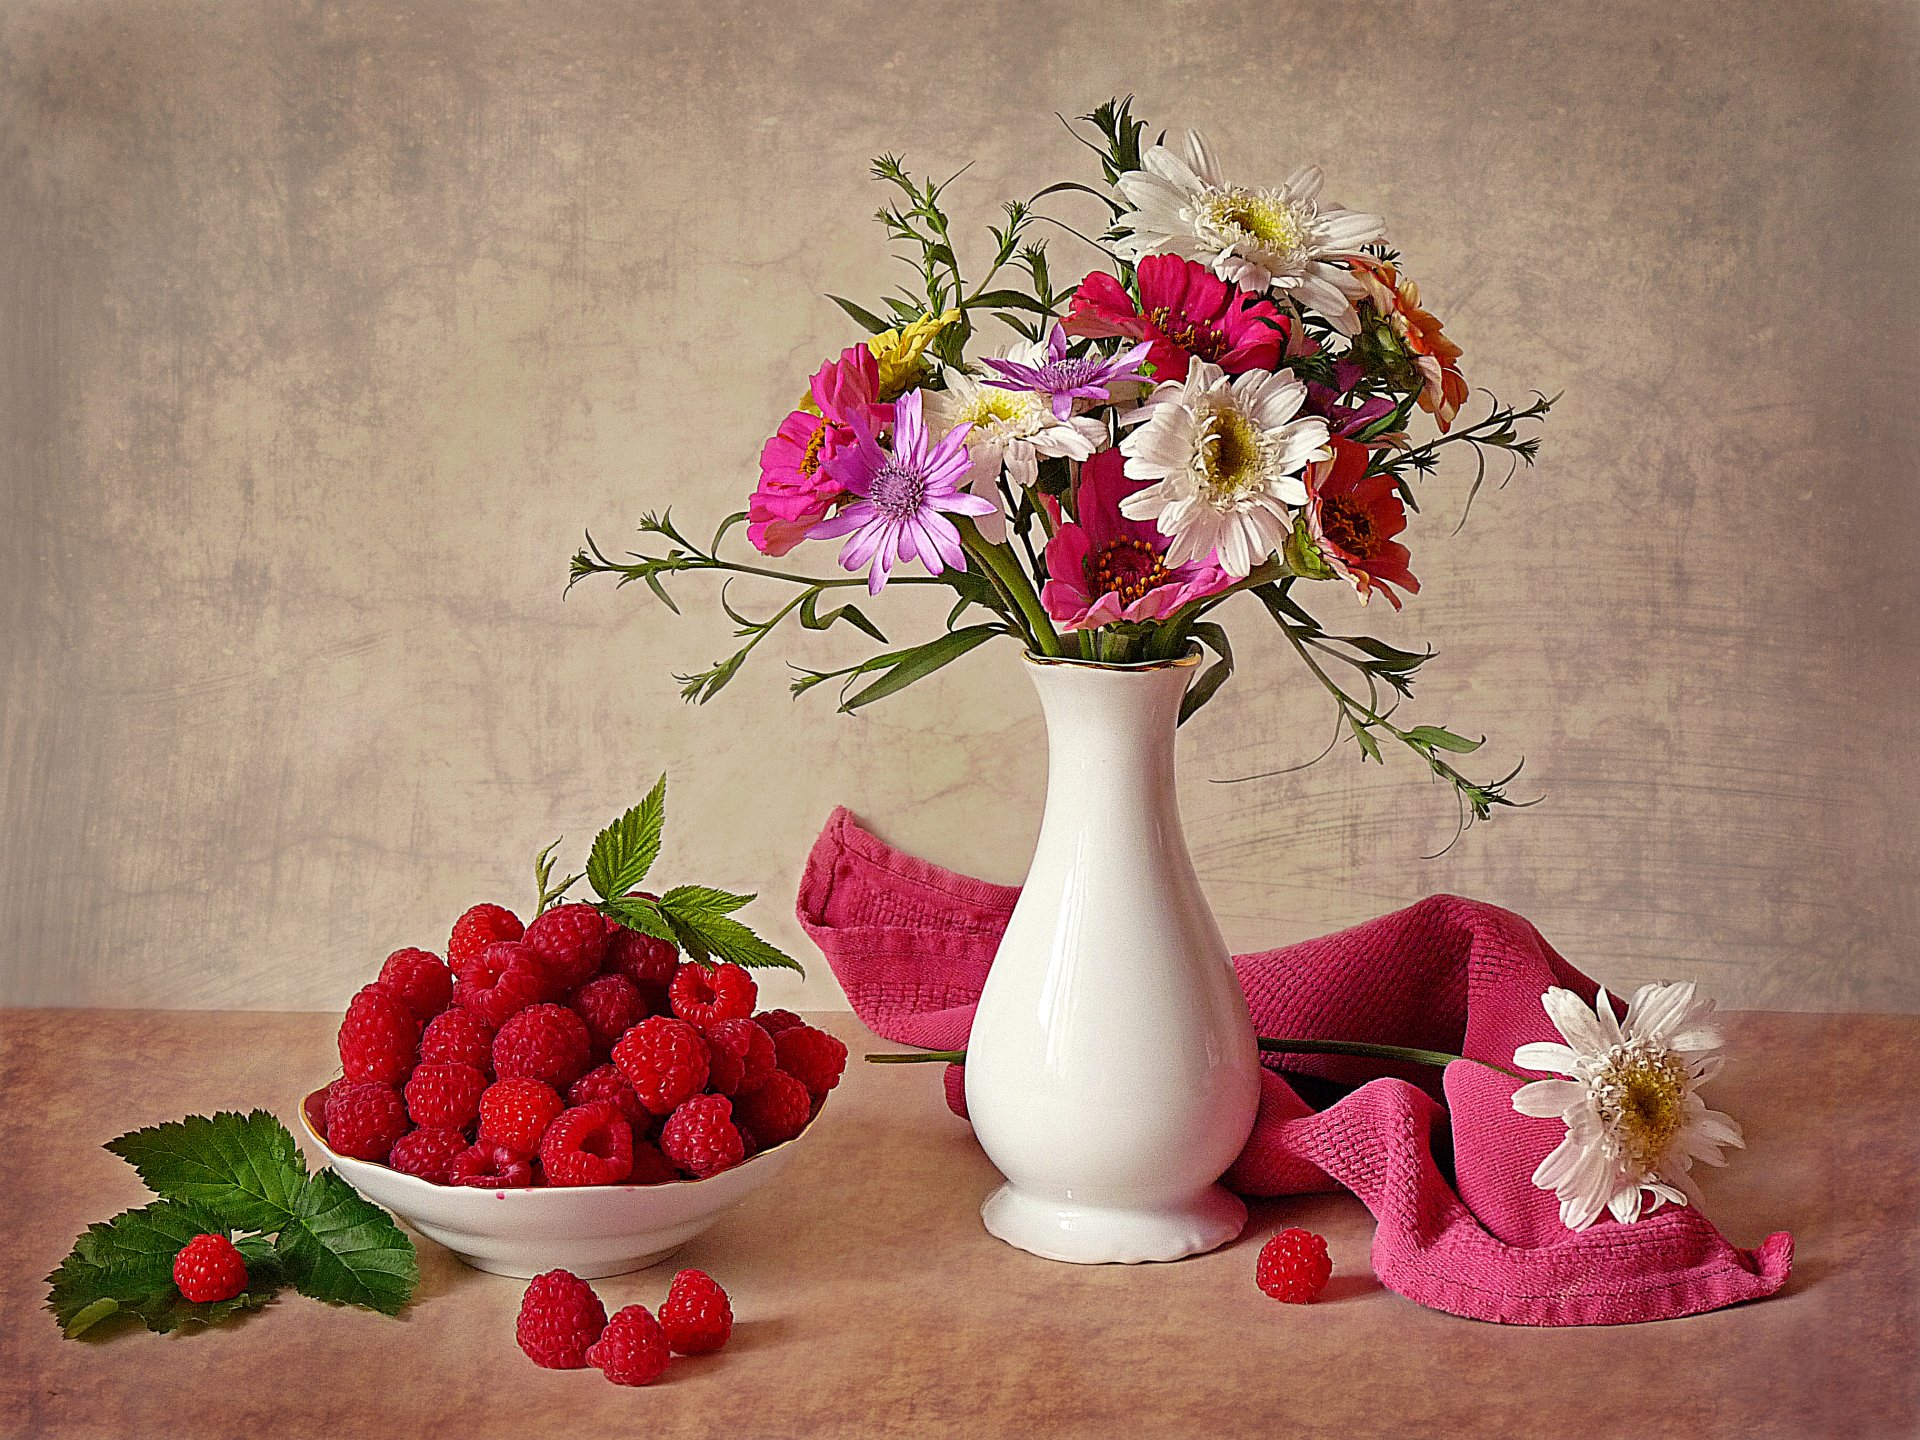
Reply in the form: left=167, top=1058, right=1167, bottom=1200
left=1179, top=623, right=1234, bottom=725
left=837, top=625, right=1002, bottom=712
left=586, top=775, right=667, bottom=902
left=828, top=295, right=892, bottom=334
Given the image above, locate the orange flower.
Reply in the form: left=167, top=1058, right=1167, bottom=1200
left=1348, top=256, right=1467, bottom=432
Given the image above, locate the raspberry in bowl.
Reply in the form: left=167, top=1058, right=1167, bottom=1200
left=302, top=909, right=845, bottom=1279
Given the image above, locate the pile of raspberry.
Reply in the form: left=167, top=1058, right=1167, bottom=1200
left=319, top=900, right=847, bottom=1187
left=517, top=1266, right=733, bottom=1386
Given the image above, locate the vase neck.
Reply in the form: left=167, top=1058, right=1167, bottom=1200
left=1023, top=656, right=1194, bottom=807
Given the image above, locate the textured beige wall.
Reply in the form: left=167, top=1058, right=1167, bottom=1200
left=3, top=0, right=1916, bottom=1014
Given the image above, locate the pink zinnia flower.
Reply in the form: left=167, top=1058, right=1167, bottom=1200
left=809, top=389, right=994, bottom=595
left=1303, top=437, right=1419, bottom=610
left=979, top=323, right=1152, bottom=419
left=1040, top=449, right=1232, bottom=630
left=749, top=346, right=892, bottom=556
left=1064, top=254, right=1288, bottom=383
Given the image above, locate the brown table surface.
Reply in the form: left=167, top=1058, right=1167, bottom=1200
left=2, top=1008, right=1915, bottom=1439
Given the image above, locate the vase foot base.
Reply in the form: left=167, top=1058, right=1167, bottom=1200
left=979, top=1182, right=1247, bottom=1264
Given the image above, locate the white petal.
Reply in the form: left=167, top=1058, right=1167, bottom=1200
left=1542, top=987, right=1612, bottom=1057
left=1608, top=1186, right=1644, bottom=1224
left=1591, top=988, right=1625, bottom=1048
left=1513, top=1041, right=1583, bottom=1076
left=1511, top=1078, right=1586, bottom=1118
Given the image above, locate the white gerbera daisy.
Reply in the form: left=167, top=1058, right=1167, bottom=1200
left=1116, top=359, right=1329, bottom=578
left=1114, top=131, right=1388, bottom=333
left=1512, top=981, right=1746, bottom=1231
left=922, top=355, right=1104, bottom=544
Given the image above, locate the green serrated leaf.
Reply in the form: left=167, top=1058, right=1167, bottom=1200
left=659, top=883, right=753, bottom=916
left=277, top=1170, right=417, bottom=1316
left=47, top=1198, right=283, bottom=1338
left=586, top=775, right=668, bottom=901
left=600, top=895, right=679, bottom=945
left=104, top=1110, right=309, bottom=1232
left=663, top=907, right=806, bottom=975
left=963, top=288, right=1050, bottom=314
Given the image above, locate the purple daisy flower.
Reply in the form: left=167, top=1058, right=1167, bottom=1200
left=980, top=323, right=1154, bottom=420
left=809, top=389, right=996, bottom=595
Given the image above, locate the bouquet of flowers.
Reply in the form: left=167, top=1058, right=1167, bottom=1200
left=572, top=100, right=1552, bottom=834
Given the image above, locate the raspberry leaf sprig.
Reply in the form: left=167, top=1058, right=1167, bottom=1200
left=47, top=1110, right=417, bottom=1339
left=553, top=774, right=806, bottom=975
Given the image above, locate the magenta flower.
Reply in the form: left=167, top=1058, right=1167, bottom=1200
left=1065, top=254, right=1288, bottom=383
left=809, top=389, right=995, bottom=595
left=980, top=324, right=1153, bottom=420
left=1040, top=449, right=1232, bottom=630
left=1305, top=357, right=1397, bottom=438
left=749, top=345, right=893, bottom=557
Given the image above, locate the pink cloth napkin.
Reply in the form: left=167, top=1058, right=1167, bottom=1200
left=796, top=807, right=1793, bottom=1326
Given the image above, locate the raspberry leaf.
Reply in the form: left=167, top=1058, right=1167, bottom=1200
left=601, top=893, right=678, bottom=943
left=587, top=773, right=668, bottom=902
left=45, top=1199, right=282, bottom=1337
left=104, top=1110, right=308, bottom=1232
left=658, top=900, right=805, bottom=974
left=659, top=883, right=754, bottom=916
left=276, top=1169, right=418, bottom=1315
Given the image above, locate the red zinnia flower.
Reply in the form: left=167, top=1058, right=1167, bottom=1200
left=1065, top=254, right=1287, bottom=383
left=1303, top=437, right=1419, bottom=610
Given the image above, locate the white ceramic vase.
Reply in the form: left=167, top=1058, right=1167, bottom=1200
left=964, top=649, right=1261, bottom=1264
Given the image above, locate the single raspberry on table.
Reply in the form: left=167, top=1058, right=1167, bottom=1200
left=612, top=1016, right=711, bottom=1115
left=448, top=902, right=524, bottom=970
left=703, top=1017, right=776, bottom=1097
left=419, top=1007, right=496, bottom=1072
left=753, top=1008, right=805, bottom=1037
left=568, top=1063, right=648, bottom=1128
left=449, top=1141, right=533, bottom=1189
left=493, top=1003, right=592, bottom=1089
left=659, top=1094, right=745, bottom=1179
left=454, top=940, right=549, bottom=1027
left=628, top=1139, right=680, bottom=1185
left=658, top=1268, right=732, bottom=1355
left=389, top=1126, right=470, bottom=1183
left=516, top=1269, right=607, bottom=1368
left=605, top=924, right=677, bottom=990
left=540, top=1102, right=635, bottom=1187
left=337, top=982, right=421, bottom=1085
left=376, top=947, right=453, bottom=1022
left=668, top=961, right=757, bottom=1028
left=524, top=902, right=609, bottom=993
left=404, top=1060, right=487, bottom=1129
left=734, top=1069, right=811, bottom=1150
left=571, top=973, right=649, bottom=1054
left=324, top=1080, right=409, bottom=1162
left=1255, top=1228, right=1332, bottom=1304
left=477, top=1076, right=564, bottom=1155
left=172, top=1233, right=248, bottom=1304
left=587, top=1304, right=671, bottom=1386
left=774, top=1024, right=848, bottom=1098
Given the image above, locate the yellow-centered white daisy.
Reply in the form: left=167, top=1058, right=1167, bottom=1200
left=1117, top=358, right=1330, bottom=578
left=922, top=354, right=1105, bottom=544
left=1512, top=981, right=1745, bottom=1231
left=1114, top=131, right=1387, bottom=334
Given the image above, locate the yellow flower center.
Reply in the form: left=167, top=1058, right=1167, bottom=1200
left=1191, top=400, right=1269, bottom=504
left=1203, top=187, right=1306, bottom=256
left=799, top=423, right=830, bottom=477
left=956, top=385, right=1044, bottom=437
left=1596, top=1046, right=1691, bottom=1175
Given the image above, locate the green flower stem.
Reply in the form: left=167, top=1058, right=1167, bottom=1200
left=958, top=518, right=1063, bottom=657
left=866, top=1037, right=1527, bottom=1081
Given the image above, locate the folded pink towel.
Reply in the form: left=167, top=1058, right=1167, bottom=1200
left=797, top=807, right=1793, bottom=1326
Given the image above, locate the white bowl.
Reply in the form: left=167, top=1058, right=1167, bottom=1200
left=299, top=1088, right=809, bottom=1279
